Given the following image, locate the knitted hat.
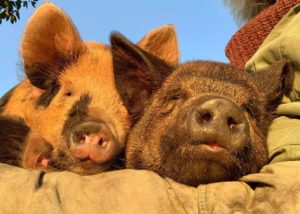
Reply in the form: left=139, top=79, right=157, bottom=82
left=225, top=0, right=300, bottom=68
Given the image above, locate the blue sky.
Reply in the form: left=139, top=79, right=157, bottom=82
left=0, top=0, right=237, bottom=96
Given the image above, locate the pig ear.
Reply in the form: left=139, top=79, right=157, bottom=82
left=252, top=60, right=294, bottom=111
left=22, top=131, right=53, bottom=170
left=137, top=24, right=180, bottom=66
left=21, top=3, right=85, bottom=90
left=111, top=33, right=175, bottom=123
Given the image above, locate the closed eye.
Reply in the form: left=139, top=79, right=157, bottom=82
left=165, top=88, right=188, bottom=101
left=241, top=99, right=260, bottom=119
left=64, top=91, right=72, bottom=97
left=160, top=88, right=188, bottom=115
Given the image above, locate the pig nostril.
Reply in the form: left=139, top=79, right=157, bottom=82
left=199, top=111, right=212, bottom=123
left=71, top=133, right=87, bottom=145
left=74, top=135, right=86, bottom=144
left=79, top=135, right=85, bottom=142
left=98, top=138, right=104, bottom=146
left=227, top=117, right=237, bottom=129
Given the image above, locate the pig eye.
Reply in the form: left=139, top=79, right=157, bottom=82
left=160, top=90, right=186, bottom=115
left=166, top=88, right=187, bottom=101
left=169, top=94, right=181, bottom=100
left=64, top=91, right=73, bottom=97
left=242, top=99, right=259, bottom=119
left=160, top=99, right=178, bottom=115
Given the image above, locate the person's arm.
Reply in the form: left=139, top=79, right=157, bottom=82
left=2, top=161, right=300, bottom=214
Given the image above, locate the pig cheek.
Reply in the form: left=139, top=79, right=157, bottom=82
left=126, top=116, right=162, bottom=170
left=248, top=122, right=268, bottom=171
left=126, top=130, right=144, bottom=169
left=144, top=139, right=164, bottom=171
left=50, top=137, right=84, bottom=170
left=111, top=106, right=131, bottom=149
left=26, top=86, right=45, bottom=102
left=143, top=116, right=168, bottom=170
left=22, top=88, right=46, bottom=121
left=32, top=102, right=69, bottom=145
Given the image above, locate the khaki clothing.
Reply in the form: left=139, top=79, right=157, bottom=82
left=1, top=162, right=300, bottom=214
left=246, top=4, right=300, bottom=163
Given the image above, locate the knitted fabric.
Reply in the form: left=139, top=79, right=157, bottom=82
left=225, top=0, right=300, bottom=68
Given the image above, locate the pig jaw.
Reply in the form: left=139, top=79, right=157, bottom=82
left=159, top=126, right=258, bottom=186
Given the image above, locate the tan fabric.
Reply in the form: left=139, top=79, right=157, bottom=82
left=245, top=4, right=300, bottom=163
left=245, top=4, right=300, bottom=114
left=1, top=162, right=300, bottom=213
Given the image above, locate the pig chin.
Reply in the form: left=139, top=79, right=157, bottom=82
left=158, top=131, right=255, bottom=186
left=48, top=112, right=123, bottom=174
left=162, top=157, right=242, bottom=186
left=49, top=146, right=121, bottom=175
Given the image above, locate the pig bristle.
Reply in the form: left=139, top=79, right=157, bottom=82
left=0, top=117, right=28, bottom=166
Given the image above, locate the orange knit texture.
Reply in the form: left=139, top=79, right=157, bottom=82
left=225, top=0, right=300, bottom=68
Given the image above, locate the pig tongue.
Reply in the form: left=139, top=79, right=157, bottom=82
left=206, top=142, right=222, bottom=149
left=35, top=153, right=51, bottom=168
left=39, top=158, right=50, bottom=168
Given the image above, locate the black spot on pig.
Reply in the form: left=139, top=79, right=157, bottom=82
left=61, top=94, right=91, bottom=138
left=36, top=83, right=60, bottom=107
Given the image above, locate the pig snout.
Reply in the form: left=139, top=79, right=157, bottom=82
left=187, top=97, right=250, bottom=148
left=67, top=121, right=116, bottom=163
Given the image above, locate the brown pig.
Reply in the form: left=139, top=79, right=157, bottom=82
left=114, top=39, right=293, bottom=186
left=0, top=3, right=179, bottom=174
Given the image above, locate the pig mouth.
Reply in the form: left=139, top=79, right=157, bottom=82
left=47, top=144, right=124, bottom=174
left=190, top=140, right=226, bottom=151
left=177, top=139, right=250, bottom=162
left=161, top=132, right=253, bottom=177
left=47, top=152, right=117, bottom=174
left=32, top=150, right=53, bottom=169
left=160, top=138, right=252, bottom=185
left=162, top=126, right=252, bottom=165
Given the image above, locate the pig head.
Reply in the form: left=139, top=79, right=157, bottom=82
left=0, top=116, right=52, bottom=169
left=0, top=3, right=179, bottom=174
left=118, top=45, right=293, bottom=186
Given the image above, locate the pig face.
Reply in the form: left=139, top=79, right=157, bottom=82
left=123, top=59, right=293, bottom=186
left=1, top=3, right=179, bottom=174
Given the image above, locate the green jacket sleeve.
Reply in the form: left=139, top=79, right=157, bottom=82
left=245, top=4, right=300, bottom=163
